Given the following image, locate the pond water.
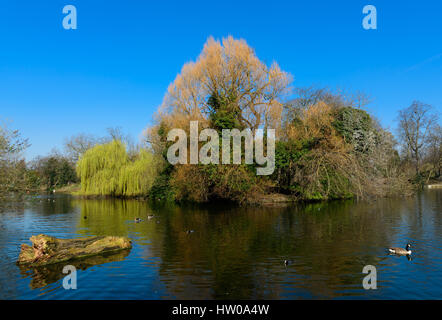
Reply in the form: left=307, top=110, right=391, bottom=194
left=0, top=190, right=441, bottom=299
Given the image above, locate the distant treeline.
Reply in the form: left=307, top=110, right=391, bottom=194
left=1, top=37, right=440, bottom=204
left=0, top=128, right=77, bottom=199
left=0, top=126, right=131, bottom=198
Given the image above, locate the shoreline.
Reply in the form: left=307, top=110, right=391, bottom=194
left=27, top=182, right=441, bottom=208
left=54, top=191, right=420, bottom=207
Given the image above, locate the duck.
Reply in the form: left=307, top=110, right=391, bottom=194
left=185, top=230, right=195, bottom=234
left=388, top=243, right=411, bottom=255
left=147, top=215, right=155, bottom=220
left=284, top=260, right=293, bottom=266
left=134, top=217, right=142, bottom=223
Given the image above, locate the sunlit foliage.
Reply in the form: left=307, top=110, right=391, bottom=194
left=276, top=97, right=413, bottom=200
left=146, top=36, right=292, bottom=149
left=77, top=140, right=161, bottom=197
left=144, top=36, right=292, bottom=203
left=118, top=149, right=159, bottom=196
left=281, top=102, right=358, bottom=200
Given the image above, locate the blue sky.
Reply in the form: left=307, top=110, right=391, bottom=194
left=0, top=0, right=441, bottom=160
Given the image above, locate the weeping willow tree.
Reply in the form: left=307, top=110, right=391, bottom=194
left=118, top=149, right=158, bottom=196
left=77, top=140, right=160, bottom=197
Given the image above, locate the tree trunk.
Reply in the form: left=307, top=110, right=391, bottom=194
left=415, top=150, right=420, bottom=175
left=17, top=234, right=132, bottom=267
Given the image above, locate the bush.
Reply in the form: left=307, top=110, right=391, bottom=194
left=171, top=163, right=263, bottom=204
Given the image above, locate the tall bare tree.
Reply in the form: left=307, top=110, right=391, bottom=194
left=397, top=101, right=439, bottom=175
left=63, top=133, right=102, bottom=163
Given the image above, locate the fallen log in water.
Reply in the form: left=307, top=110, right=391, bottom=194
left=17, top=234, right=132, bottom=267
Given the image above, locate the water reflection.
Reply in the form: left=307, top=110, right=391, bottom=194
left=18, top=249, right=131, bottom=289
left=0, top=190, right=441, bottom=299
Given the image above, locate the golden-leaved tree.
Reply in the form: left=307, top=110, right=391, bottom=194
left=146, top=36, right=292, bottom=148
left=145, top=36, right=292, bottom=203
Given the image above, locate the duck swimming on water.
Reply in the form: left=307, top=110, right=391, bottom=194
left=134, top=218, right=142, bottom=223
left=284, top=260, right=293, bottom=266
left=388, top=243, right=411, bottom=255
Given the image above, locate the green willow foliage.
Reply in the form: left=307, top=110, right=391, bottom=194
left=77, top=140, right=159, bottom=197
left=118, top=149, right=158, bottom=196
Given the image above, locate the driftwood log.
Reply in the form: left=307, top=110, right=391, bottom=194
left=17, top=234, right=132, bottom=267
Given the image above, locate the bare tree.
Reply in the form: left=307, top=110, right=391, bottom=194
left=425, top=124, right=442, bottom=178
left=63, top=133, right=102, bottom=162
left=284, top=86, right=370, bottom=125
left=64, top=128, right=138, bottom=163
left=397, top=101, right=439, bottom=175
left=106, top=127, right=126, bottom=142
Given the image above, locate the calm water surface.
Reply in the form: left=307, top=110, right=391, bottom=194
left=0, top=190, right=441, bottom=299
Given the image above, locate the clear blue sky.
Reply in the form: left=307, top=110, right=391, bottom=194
left=0, top=0, right=441, bottom=160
